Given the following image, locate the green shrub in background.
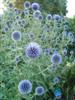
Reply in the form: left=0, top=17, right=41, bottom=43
left=69, top=16, right=75, bottom=33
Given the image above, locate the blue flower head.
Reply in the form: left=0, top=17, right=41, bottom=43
left=25, top=42, right=42, bottom=58
left=63, top=48, right=67, bottom=56
left=24, top=9, right=29, bottom=15
left=49, top=64, right=57, bottom=71
left=64, top=25, right=69, bottom=31
left=54, top=88, right=62, bottom=99
left=53, top=14, right=61, bottom=21
left=35, top=86, right=45, bottom=96
left=33, top=10, right=41, bottom=19
left=68, top=32, right=74, bottom=39
left=24, top=1, right=31, bottom=9
left=51, top=52, right=62, bottom=65
left=62, top=31, right=68, bottom=37
left=18, top=80, right=32, bottom=95
left=38, top=14, right=43, bottom=21
left=46, top=14, right=52, bottom=20
left=11, top=31, right=21, bottom=41
left=4, top=26, right=9, bottom=32
left=8, top=3, right=13, bottom=8
left=16, top=15, right=21, bottom=20
left=14, top=9, right=21, bottom=14
left=44, top=48, right=50, bottom=56
left=15, top=56, right=21, bottom=64
left=32, top=2, right=40, bottom=11
left=53, top=77, right=60, bottom=84
left=28, top=32, right=35, bottom=39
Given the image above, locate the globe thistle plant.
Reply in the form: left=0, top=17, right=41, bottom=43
left=1, top=1, right=75, bottom=100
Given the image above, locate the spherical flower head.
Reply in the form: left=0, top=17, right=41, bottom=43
left=49, top=64, right=57, bottom=71
left=44, top=48, right=50, bottom=56
left=63, top=48, right=67, bottom=56
left=8, top=3, right=13, bottom=8
left=15, top=56, right=21, bottom=64
left=4, top=26, right=9, bottom=32
left=67, top=32, right=74, bottom=42
left=46, top=14, right=52, bottom=20
left=68, top=32, right=74, bottom=39
left=35, top=86, right=45, bottom=96
left=32, top=2, right=40, bottom=11
left=28, top=32, right=35, bottom=39
left=38, top=14, right=43, bottom=21
left=11, top=31, right=21, bottom=41
left=24, top=9, right=29, bottom=15
left=24, top=1, right=31, bottom=9
left=64, top=25, right=69, bottom=31
left=53, top=77, right=60, bottom=84
left=51, top=53, right=62, bottom=65
left=54, top=88, right=62, bottom=99
left=18, top=80, right=32, bottom=95
left=16, top=15, right=21, bottom=20
left=33, top=10, right=41, bottom=19
left=62, top=31, right=68, bottom=37
left=25, top=42, right=42, bottom=58
left=53, top=14, right=61, bottom=21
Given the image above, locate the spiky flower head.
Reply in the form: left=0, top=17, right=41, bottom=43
left=25, top=42, right=42, bottom=58
left=35, top=86, right=45, bottom=96
left=24, top=1, right=31, bottom=9
left=31, top=2, right=40, bottom=11
left=18, top=80, right=32, bottom=95
left=33, top=10, right=41, bottom=19
left=54, top=88, right=62, bottom=99
left=51, top=52, right=62, bottom=65
left=53, top=77, right=60, bottom=84
left=11, top=31, right=21, bottom=42
left=53, top=14, right=61, bottom=21
left=46, top=14, right=52, bottom=20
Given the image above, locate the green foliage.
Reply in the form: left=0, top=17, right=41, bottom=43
left=68, top=16, right=75, bottom=33
left=13, top=0, right=67, bottom=15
